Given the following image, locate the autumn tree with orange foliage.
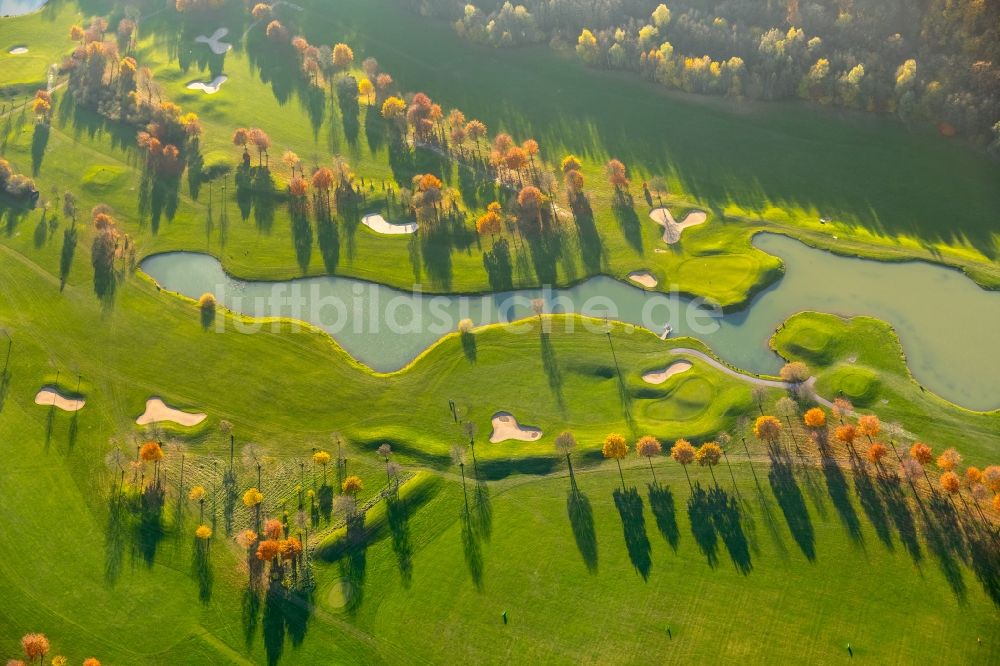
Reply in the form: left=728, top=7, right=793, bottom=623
left=753, top=415, right=782, bottom=447
left=695, top=442, right=722, bottom=486
left=20, top=633, right=49, bottom=664
left=635, top=435, right=662, bottom=483
left=602, top=433, right=629, bottom=490
left=909, top=443, right=934, bottom=490
left=671, top=438, right=696, bottom=489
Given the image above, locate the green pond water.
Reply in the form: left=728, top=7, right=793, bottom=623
left=141, top=233, right=1000, bottom=411
left=0, top=0, right=45, bottom=16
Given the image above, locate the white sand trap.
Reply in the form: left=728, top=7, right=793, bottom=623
left=362, top=213, right=417, bottom=235
left=186, top=75, right=228, bottom=94
left=136, top=398, right=207, bottom=427
left=8, top=47, right=29, bottom=55
left=35, top=388, right=85, bottom=412
left=489, top=411, right=542, bottom=443
left=642, top=360, right=693, bottom=385
left=649, top=208, right=708, bottom=244
left=628, top=271, right=657, bottom=288
left=195, top=27, right=232, bottom=55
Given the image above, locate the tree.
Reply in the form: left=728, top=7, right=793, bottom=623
left=831, top=397, right=853, bottom=423
left=195, top=524, right=212, bottom=539
left=753, top=415, right=782, bottom=448
left=940, top=471, right=960, bottom=499
left=313, top=449, right=332, bottom=484
left=602, top=433, right=629, bottom=490
left=555, top=431, right=577, bottom=485
left=576, top=29, right=601, bottom=66
left=249, top=127, right=270, bottom=167
left=835, top=423, right=858, bottom=457
left=377, top=443, right=393, bottom=483
left=909, top=443, right=934, bottom=490
left=779, top=361, right=809, bottom=384
left=20, top=633, right=49, bottom=664
left=651, top=4, right=671, bottom=28
left=670, top=438, right=696, bottom=489
left=982, top=465, right=1000, bottom=495
left=858, top=414, right=881, bottom=444
left=341, top=475, right=363, bottom=496
left=332, top=43, right=354, bottom=74
left=605, top=158, right=629, bottom=192
left=803, top=407, right=826, bottom=429
left=775, top=397, right=799, bottom=448
left=695, top=442, right=722, bottom=485
left=636, top=435, right=662, bottom=483
left=936, top=447, right=961, bottom=472
left=358, top=78, right=374, bottom=104
left=865, top=442, right=888, bottom=471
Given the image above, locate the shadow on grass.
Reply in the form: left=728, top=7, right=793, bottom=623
left=461, top=508, right=484, bottom=590
left=263, top=577, right=314, bottom=666
left=767, top=446, right=815, bottom=561
left=647, top=482, right=679, bottom=552
left=461, top=330, right=477, bottom=363
left=192, top=538, right=213, bottom=603
left=613, top=486, right=651, bottom=579
left=876, top=473, right=922, bottom=564
left=851, top=460, right=893, bottom=550
left=387, top=490, right=414, bottom=587
left=567, top=485, right=598, bottom=572
left=539, top=330, right=565, bottom=413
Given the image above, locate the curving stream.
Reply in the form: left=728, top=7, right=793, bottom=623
left=141, top=233, right=1000, bottom=411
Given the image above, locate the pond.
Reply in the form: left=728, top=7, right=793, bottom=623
left=0, top=0, right=45, bottom=17
left=141, top=233, right=1000, bottom=411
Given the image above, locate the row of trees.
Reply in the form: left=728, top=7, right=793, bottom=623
left=404, top=0, right=999, bottom=144
left=585, top=380, right=1000, bottom=531
left=7, top=632, right=100, bottom=665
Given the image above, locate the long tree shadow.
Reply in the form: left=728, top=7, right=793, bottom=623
left=876, top=473, right=922, bottom=564
left=31, top=122, right=50, bottom=175
left=767, top=446, right=815, bottom=561
left=59, top=225, right=77, bottom=290
left=612, top=486, right=651, bottom=579
left=386, top=490, right=414, bottom=587
left=291, top=208, right=312, bottom=273
left=471, top=480, right=493, bottom=541
left=709, top=486, right=752, bottom=574
left=687, top=483, right=719, bottom=567
left=539, top=330, right=565, bottom=413
left=851, top=460, right=893, bottom=550
left=461, top=508, right=484, bottom=590
left=818, top=453, right=863, bottom=545
left=104, top=494, right=126, bottom=585
left=612, top=198, right=643, bottom=253
left=134, top=484, right=167, bottom=567
left=338, top=513, right=368, bottom=614
left=917, top=494, right=967, bottom=602
left=483, top=237, right=513, bottom=291
left=567, top=485, right=598, bottom=572
left=316, top=215, right=340, bottom=273
left=461, top=330, right=477, bottom=363
left=572, top=196, right=603, bottom=273
left=647, top=482, right=679, bottom=552
left=192, top=537, right=213, bottom=603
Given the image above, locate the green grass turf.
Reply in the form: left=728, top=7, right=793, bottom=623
left=1, top=0, right=999, bottom=663
left=1, top=0, right=998, bottom=310
left=1, top=221, right=999, bottom=663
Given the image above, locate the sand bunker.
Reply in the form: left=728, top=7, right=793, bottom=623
left=361, top=213, right=417, bottom=235
left=649, top=208, right=708, bottom=244
left=642, top=360, right=693, bottom=385
left=628, top=271, right=657, bottom=289
left=195, top=27, right=232, bottom=55
left=8, top=46, right=28, bottom=55
left=489, top=411, right=542, bottom=443
left=34, top=388, right=85, bottom=412
left=136, top=398, right=207, bottom=427
left=186, top=75, right=228, bottom=94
